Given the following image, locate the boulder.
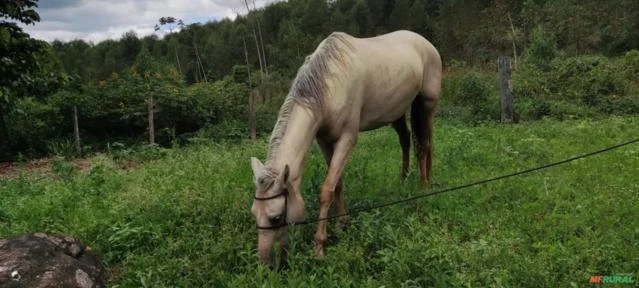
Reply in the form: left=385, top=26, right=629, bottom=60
left=0, top=233, right=106, bottom=288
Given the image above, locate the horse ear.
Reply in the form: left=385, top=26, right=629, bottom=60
left=250, top=157, right=264, bottom=177
left=281, top=164, right=290, bottom=183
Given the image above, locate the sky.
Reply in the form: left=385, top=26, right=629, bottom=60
left=19, top=0, right=280, bottom=44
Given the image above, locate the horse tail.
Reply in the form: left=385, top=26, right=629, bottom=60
left=411, top=41, right=442, bottom=187
left=410, top=95, right=430, bottom=186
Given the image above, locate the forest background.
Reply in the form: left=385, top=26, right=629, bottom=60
left=1, top=0, right=638, bottom=160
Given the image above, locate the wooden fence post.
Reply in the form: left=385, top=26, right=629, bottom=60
left=72, top=106, right=81, bottom=156
left=499, top=56, right=514, bottom=123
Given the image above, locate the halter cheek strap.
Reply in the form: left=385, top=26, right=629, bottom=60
left=254, top=190, right=289, bottom=230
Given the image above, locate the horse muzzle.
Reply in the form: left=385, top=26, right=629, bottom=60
left=258, top=234, right=289, bottom=269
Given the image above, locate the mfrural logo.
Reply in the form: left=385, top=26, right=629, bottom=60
left=589, top=274, right=635, bottom=286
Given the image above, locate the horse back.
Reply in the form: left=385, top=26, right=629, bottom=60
left=316, top=30, right=441, bottom=134
left=349, top=31, right=439, bottom=129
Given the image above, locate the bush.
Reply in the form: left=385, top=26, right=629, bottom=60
left=198, top=120, right=247, bottom=142
left=7, top=97, right=63, bottom=157
left=46, top=138, right=78, bottom=159
left=521, top=26, right=558, bottom=72
left=515, top=98, right=599, bottom=121
left=513, top=49, right=639, bottom=120
left=439, top=72, right=500, bottom=124
left=109, top=142, right=169, bottom=161
left=188, top=78, right=249, bottom=127
left=621, top=49, right=639, bottom=78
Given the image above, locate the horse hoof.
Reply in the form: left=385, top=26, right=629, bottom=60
left=314, top=245, right=325, bottom=259
left=337, top=216, right=350, bottom=230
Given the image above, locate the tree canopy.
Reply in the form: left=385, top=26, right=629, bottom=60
left=2, top=0, right=638, bottom=159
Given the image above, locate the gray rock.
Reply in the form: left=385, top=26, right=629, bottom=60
left=0, top=233, right=106, bottom=288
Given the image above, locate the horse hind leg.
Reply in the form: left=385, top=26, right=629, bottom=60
left=410, top=94, right=437, bottom=187
left=391, top=115, right=410, bottom=179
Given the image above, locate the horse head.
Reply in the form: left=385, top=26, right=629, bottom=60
left=250, top=157, right=304, bottom=267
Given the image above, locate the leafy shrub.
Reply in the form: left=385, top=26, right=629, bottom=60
left=515, top=98, right=551, bottom=120
left=108, top=142, right=169, bottom=163
left=620, top=49, right=639, bottom=78
left=521, top=26, right=558, bottom=71
left=514, top=48, right=639, bottom=120
left=7, top=97, right=63, bottom=156
left=439, top=72, right=500, bottom=124
left=46, top=138, right=78, bottom=159
left=255, top=97, right=282, bottom=137
left=51, top=156, right=76, bottom=180
left=198, top=120, right=247, bottom=142
left=188, top=78, right=249, bottom=127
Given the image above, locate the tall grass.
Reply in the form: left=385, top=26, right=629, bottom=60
left=1, top=116, right=638, bottom=287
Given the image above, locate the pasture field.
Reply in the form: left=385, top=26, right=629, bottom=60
left=1, top=116, right=638, bottom=287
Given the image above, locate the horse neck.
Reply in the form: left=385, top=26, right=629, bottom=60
left=266, top=103, right=320, bottom=187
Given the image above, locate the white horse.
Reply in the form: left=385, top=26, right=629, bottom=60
left=250, top=30, right=442, bottom=266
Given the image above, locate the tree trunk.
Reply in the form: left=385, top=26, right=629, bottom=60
left=148, top=97, right=155, bottom=144
left=72, top=106, right=81, bottom=157
left=499, top=56, right=514, bottom=123
left=256, top=16, right=268, bottom=76
left=250, top=0, right=268, bottom=76
left=507, top=13, right=518, bottom=70
left=194, top=60, right=201, bottom=83
left=194, top=44, right=208, bottom=83
left=0, top=113, right=9, bottom=161
left=244, top=0, right=264, bottom=75
left=252, top=29, right=264, bottom=75
left=173, top=44, right=182, bottom=74
left=243, top=38, right=252, bottom=85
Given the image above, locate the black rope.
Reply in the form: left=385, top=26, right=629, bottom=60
left=288, top=137, right=639, bottom=227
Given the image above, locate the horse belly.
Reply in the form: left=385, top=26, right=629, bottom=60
left=358, top=70, right=420, bottom=131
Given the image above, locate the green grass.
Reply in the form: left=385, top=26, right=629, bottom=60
left=1, top=116, right=638, bottom=287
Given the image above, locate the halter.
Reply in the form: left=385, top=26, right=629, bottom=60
left=254, top=189, right=289, bottom=230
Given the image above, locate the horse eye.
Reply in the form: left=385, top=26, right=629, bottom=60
left=270, top=215, right=282, bottom=225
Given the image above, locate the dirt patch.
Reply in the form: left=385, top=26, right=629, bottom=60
left=0, top=158, right=52, bottom=179
left=0, top=157, right=130, bottom=180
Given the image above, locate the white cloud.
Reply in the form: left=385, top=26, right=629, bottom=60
left=20, top=0, right=281, bottom=43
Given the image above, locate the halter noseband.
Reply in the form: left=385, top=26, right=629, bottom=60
left=254, top=189, right=289, bottom=230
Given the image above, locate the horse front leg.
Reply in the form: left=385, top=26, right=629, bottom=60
left=314, top=133, right=357, bottom=258
left=317, top=138, right=348, bottom=229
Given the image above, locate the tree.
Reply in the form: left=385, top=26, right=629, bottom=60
left=301, top=0, right=330, bottom=37
left=134, top=44, right=161, bottom=144
left=407, top=0, right=431, bottom=38
left=242, top=0, right=268, bottom=77
left=522, top=26, right=557, bottom=71
left=351, top=0, right=372, bottom=36
left=0, top=0, right=47, bottom=160
left=388, top=0, right=411, bottom=31
left=155, top=16, right=185, bottom=74
left=330, top=8, right=359, bottom=36
left=365, top=0, right=393, bottom=34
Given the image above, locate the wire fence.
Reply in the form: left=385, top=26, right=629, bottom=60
left=289, top=137, right=639, bottom=227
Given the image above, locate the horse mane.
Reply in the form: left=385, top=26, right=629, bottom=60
left=288, top=32, right=354, bottom=109
left=259, top=32, right=354, bottom=183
